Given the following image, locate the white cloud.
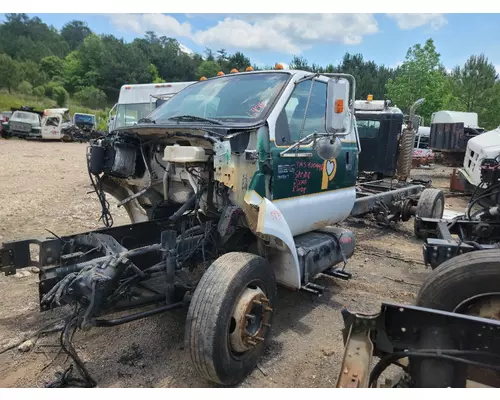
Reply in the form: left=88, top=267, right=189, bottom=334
left=109, top=13, right=379, bottom=55
left=192, top=17, right=302, bottom=54
left=386, top=14, right=447, bottom=30
left=111, top=13, right=192, bottom=37
left=390, top=60, right=403, bottom=69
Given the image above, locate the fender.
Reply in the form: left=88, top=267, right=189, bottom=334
left=244, top=190, right=301, bottom=290
left=100, top=176, right=149, bottom=224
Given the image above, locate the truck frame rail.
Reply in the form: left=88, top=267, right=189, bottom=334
left=336, top=302, right=500, bottom=388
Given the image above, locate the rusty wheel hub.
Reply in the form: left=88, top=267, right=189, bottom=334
left=229, top=286, right=273, bottom=353
left=458, top=294, right=500, bottom=320
left=460, top=294, right=500, bottom=387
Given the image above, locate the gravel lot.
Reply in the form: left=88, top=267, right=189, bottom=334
left=0, top=139, right=467, bottom=388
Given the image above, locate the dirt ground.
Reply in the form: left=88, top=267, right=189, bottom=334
left=0, top=140, right=468, bottom=388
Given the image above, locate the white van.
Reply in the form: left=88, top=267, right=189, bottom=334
left=107, top=82, right=196, bottom=132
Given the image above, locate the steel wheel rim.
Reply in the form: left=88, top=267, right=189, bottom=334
left=227, top=280, right=273, bottom=360
left=453, top=292, right=500, bottom=386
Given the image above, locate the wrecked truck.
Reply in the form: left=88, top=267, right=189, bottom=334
left=0, top=69, right=442, bottom=387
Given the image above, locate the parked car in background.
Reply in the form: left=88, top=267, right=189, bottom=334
left=73, top=113, right=97, bottom=132
left=2, top=107, right=43, bottom=138
left=0, top=111, right=13, bottom=137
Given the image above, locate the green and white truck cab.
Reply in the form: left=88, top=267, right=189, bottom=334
left=95, top=69, right=360, bottom=291
left=0, top=69, right=361, bottom=387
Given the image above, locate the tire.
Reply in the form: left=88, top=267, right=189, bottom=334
left=62, top=133, right=73, bottom=142
left=414, top=188, right=445, bottom=239
left=413, top=250, right=500, bottom=387
left=416, top=249, right=500, bottom=311
left=185, top=252, right=277, bottom=386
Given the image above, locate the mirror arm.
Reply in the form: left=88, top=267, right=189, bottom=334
left=279, top=132, right=333, bottom=157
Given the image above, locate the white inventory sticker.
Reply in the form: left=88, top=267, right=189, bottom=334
left=214, top=141, right=232, bottom=168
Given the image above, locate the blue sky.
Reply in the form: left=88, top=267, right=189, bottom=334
left=2, top=13, right=500, bottom=71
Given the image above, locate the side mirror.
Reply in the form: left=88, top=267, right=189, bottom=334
left=156, top=99, right=167, bottom=109
left=315, top=136, right=342, bottom=161
left=326, top=77, right=351, bottom=135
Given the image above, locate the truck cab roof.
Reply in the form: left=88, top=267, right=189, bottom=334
left=431, top=111, right=480, bottom=128
left=354, top=99, right=403, bottom=115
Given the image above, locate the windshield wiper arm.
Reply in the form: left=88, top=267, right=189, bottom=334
left=168, top=115, right=222, bottom=125
left=138, top=117, right=156, bottom=124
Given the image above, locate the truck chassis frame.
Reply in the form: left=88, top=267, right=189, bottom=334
left=336, top=302, right=500, bottom=388
left=1, top=178, right=433, bottom=305
left=417, top=216, right=500, bottom=269
left=351, top=178, right=431, bottom=225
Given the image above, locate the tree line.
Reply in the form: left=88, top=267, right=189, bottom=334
left=0, top=14, right=499, bottom=129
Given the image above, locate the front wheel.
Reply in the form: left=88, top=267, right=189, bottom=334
left=61, top=132, right=74, bottom=142
left=185, top=252, right=277, bottom=386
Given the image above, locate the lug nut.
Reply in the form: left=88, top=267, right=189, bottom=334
left=245, top=313, right=256, bottom=322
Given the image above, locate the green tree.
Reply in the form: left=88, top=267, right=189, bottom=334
left=227, top=52, right=251, bottom=71
left=77, top=34, right=105, bottom=87
left=44, top=81, right=61, bottom=98
left=62, top=51, right=84, bottom=94
left=289, top=56, right=311, bottom=71
left=475, top=83, right=500, bottom=129
left=204, top=48, right=215, bottom=61
left=149, top=64, right=165, bottom=83
left=74, top=86, right=107, bottom=109
left=196, top=60, right=221, bottom=78
left=286, top=53, right=397, bottom=100
left=0, top=14, right=69, bottom=61
left=450, top=54, right=498, bottom=111
left=0, top=54, right=23, bottom=92
left=33, top=85, right=45, bottom=98
left=20, top=60, right=47, bottom=87
left=385, top=39, right=449, bottom=122
left=440, top=75, right=465, bottom=112
left=216, top=49, right=229, bottom=71
left=17, top=80, right=33, bottom=95
left=51, top=86, right=69, bottom=107
left=40, top=55, right=64, bottom=80
left=61, top=20, right=92, bottom=51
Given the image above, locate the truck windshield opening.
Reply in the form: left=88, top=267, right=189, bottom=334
left=148, top=72, right=290, bottom=124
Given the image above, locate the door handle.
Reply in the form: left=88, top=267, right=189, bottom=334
left=280, top=152, right=313, bottom=158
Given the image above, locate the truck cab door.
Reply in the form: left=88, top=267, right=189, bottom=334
left=41, top=115, right=62, bottom=139
left=270, top=78, right=358, bottom=237
left=108, top=104, right=117, bottom=132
